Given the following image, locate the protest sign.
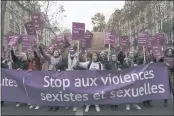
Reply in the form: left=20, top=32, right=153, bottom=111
left=104, top=30, right=116, bottom=46
left=21, top=35, right=36, bottom=52
left=151, top=45, right=164, bottom=59
left=80, top=39, right=87, bottom=50
left=72, top=22, right=85, bottom=40
left=120, top=35, right=130, bottom=50
left=151, top=33, right=165, bottom=46
left=24, top=21, right=36, bottom=35
left=137, top=31, right=149, bottom=47
left=31, top=12, right=42, bottom=30
left=8, top=35, right=21, bottom=46
left=1, top=63, right=170, bottom=106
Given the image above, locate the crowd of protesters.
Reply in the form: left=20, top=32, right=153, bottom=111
left=1, top=42, right=174, bottom=112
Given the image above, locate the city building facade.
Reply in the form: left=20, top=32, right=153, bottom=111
left=2, top=1, right=55, bottom=49
left=107, top=1, right=173, bottom=51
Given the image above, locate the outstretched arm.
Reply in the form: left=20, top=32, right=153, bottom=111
left=39, top=46, right=50, bottom=62
left=11, top=49, right=17, bottom=62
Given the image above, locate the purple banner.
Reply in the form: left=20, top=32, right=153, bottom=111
left=8, top=35, right=21, bottom=46
left=72, top=22, right=85, bottom=40
left=151, top=45, right=164, bottom=59
left=31, top=12, right=42, bottom=30
left=24, top=21, right=36, bottom=35
left=138, top=31, right=149, bottom=46
left=1, top=63, right=170, bottom=106
left=22, top=35, right=36, bottom=52
left=104, top=30, right=116, bottom=46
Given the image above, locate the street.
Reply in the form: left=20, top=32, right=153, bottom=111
left=1, top=99, right=173, bottom=115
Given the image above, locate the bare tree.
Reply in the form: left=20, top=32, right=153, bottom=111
left=1, top=1, right=7, bottom=42
left=33, top=1, right=66, bottom=42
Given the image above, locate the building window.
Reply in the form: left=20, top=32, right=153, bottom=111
left=16, top=4, right=19, bottom=13
left=21, top=26, right=25, bottom=34
left=15, top=22, right=20, bottom=34
left=21, top=10, right=24, bottom=17
left=140, top=16, right=145, bottom=23
left=9, top=12, right=14, bottom=31
left=9, top=1, right=12, bottom=7
left=158, top=20, right=161, bottom=32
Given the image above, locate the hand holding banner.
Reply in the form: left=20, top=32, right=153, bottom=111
left=1, top=63, right=171, bottom=106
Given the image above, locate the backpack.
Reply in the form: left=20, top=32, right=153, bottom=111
left=87, top=61, right=102, bottom=70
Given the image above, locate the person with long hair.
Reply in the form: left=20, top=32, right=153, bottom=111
left=75, top=52, right=103, bottom=112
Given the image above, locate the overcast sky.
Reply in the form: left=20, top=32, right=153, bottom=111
left=46, top=1, right=125, bottom=31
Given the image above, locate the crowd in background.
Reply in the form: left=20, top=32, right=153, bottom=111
left=1, top=42, right=174, bottom=112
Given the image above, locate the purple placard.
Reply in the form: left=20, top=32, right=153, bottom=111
left=8, top=35, right=20, bottom=46
left=22, top=35, right=36, bottom=52
left=31, top=12, right=42, bottom=30
left=164, top=57, right=174, bottom=67
left=80, top=39, right=87, bottom=50
left=104, top=30, right=116, bottom=45
left=72, top=22, right=85, bottom=40
left=85, top=33, right=92, bottom=49
left=1, top=63, right=170, bottom=106
left=24, top=21, right=36, bottom=35
left=138, top=31, right=149, bottom=46
left=151, top=33, right=165, bottom=46
left=151, top=45, right=164, bottom=59
left=120, top=35, right=130, bottom=50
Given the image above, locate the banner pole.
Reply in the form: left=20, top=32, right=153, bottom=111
left=77, top=40, right=80, bottom=61
left=143, top=46, right=146, bottom=64
left=108, top=44, right=111, bottom=61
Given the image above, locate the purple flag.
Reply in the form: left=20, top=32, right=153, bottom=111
left=21, top=35, right=36, bottom=52
left=24, top=21, right=36, bottom=35
left=138, top=31, right=149, bottom=46
left=72, top=22, right=85, bottom=40
left=104, top=30, right=116, bottom=46
left=31, top=12, right=42, bottom=30
left=8, top=35, right=21, bottom=46
left=1, top=63, right=170, bottom=106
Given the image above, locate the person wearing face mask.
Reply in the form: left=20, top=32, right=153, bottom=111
left=39, top=45, right=63, bottom=112
left=75, top=52, right=103, bottom=112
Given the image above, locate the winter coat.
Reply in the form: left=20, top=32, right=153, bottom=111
left=39, top=46, right=62, bottom=71
left=28, top=51, right=41, bottom=70
left=11, top=50, right=28, bottom=70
